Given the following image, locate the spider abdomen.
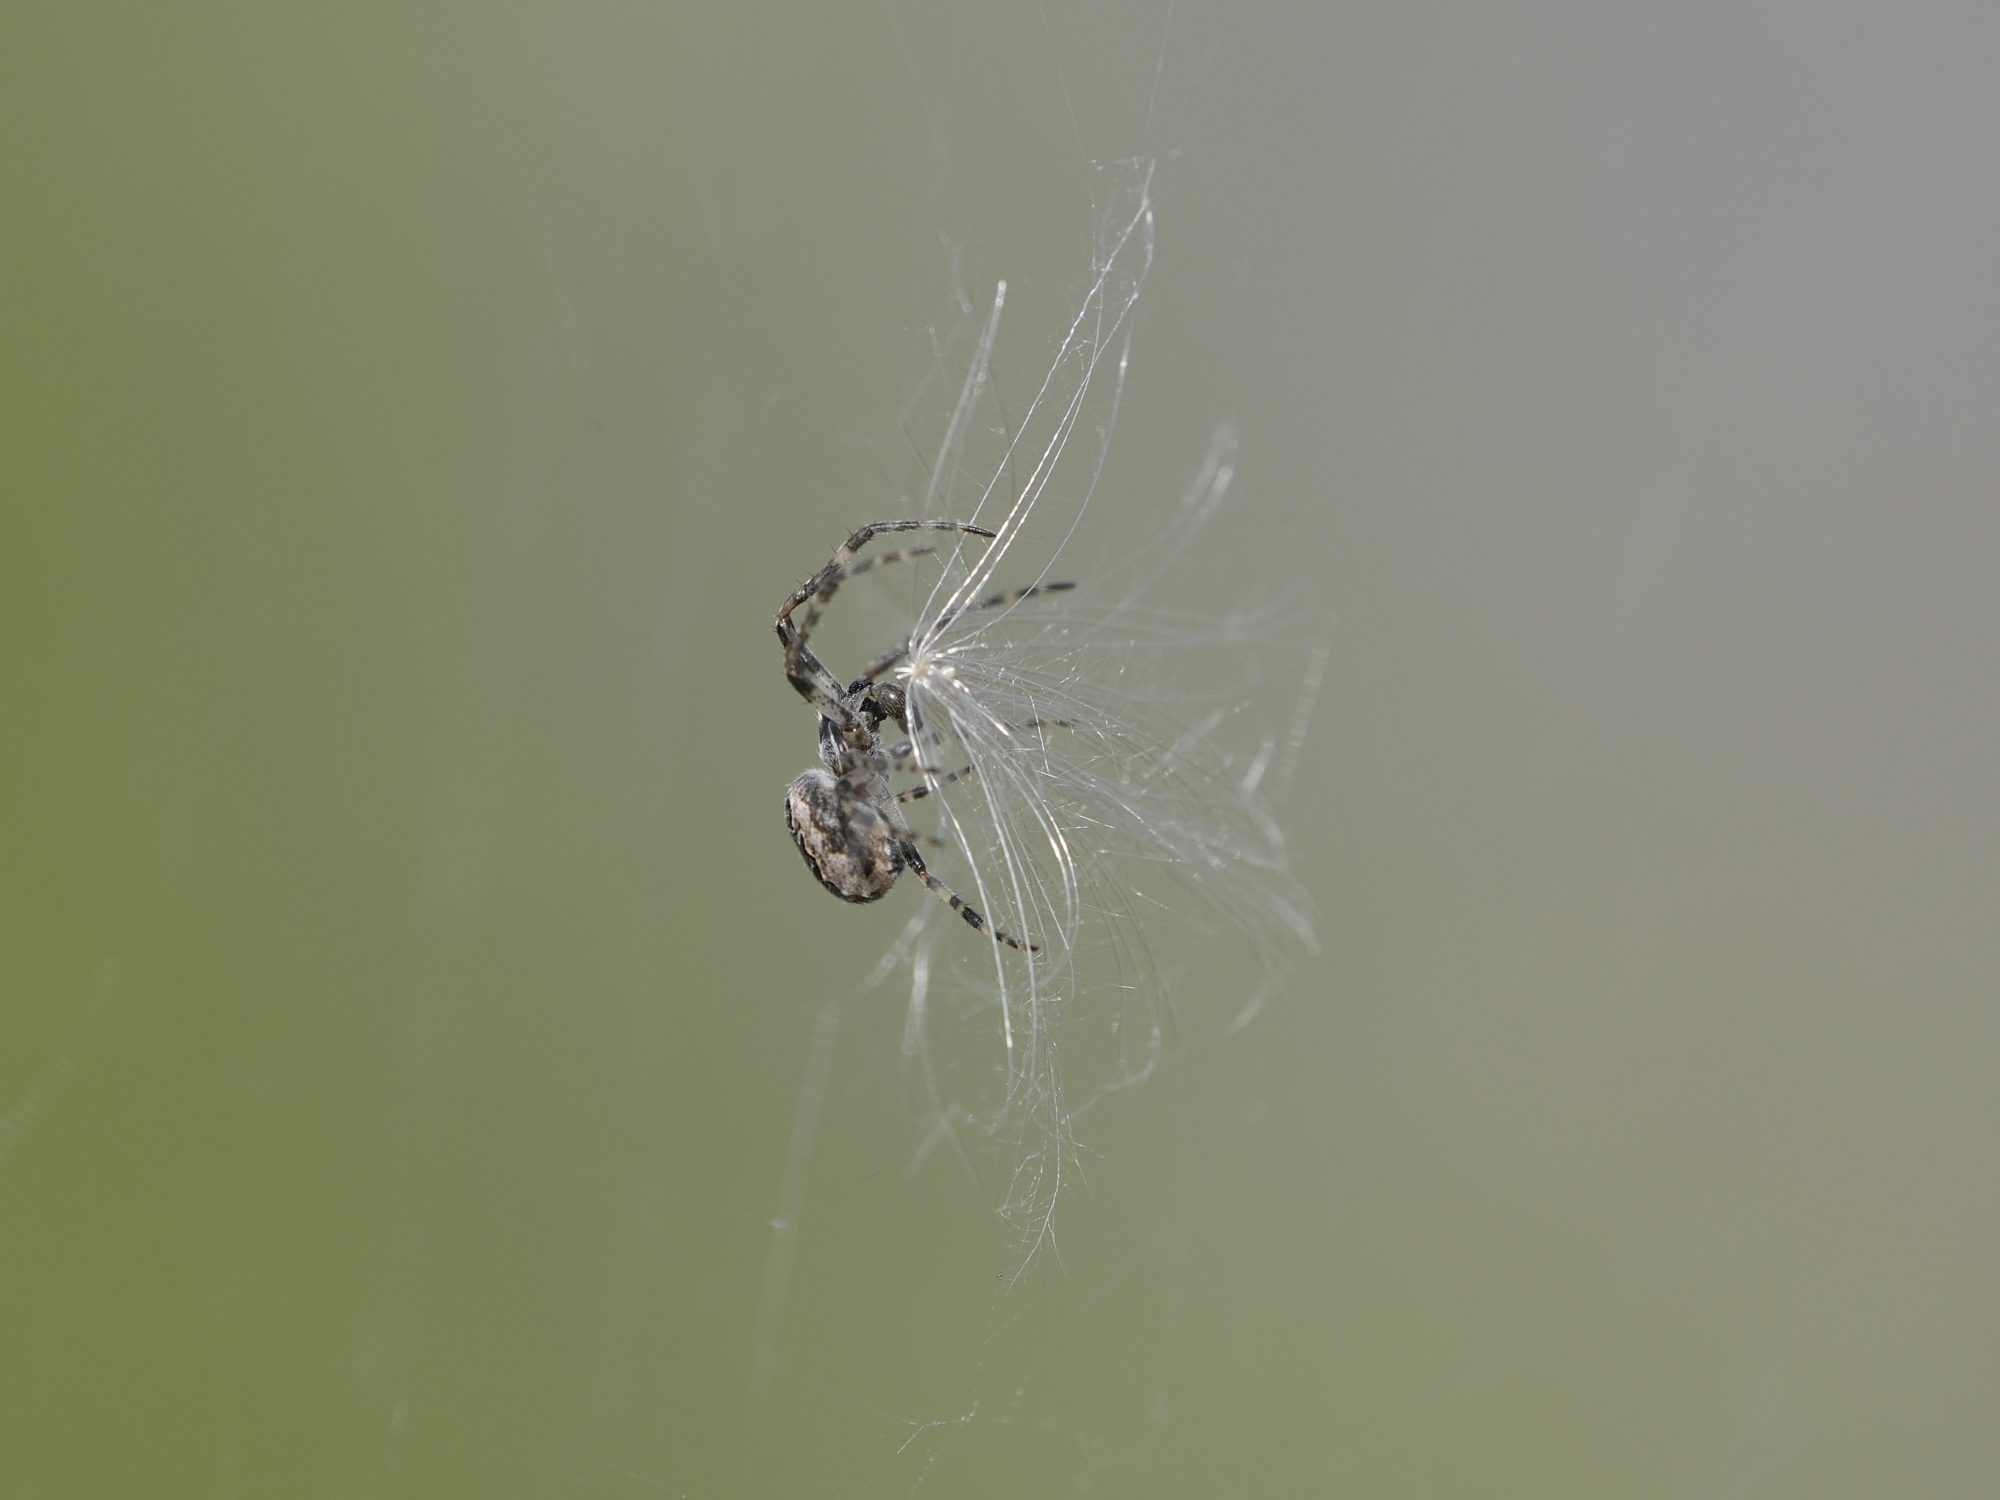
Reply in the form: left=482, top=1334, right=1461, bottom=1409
left=785, top=769, right=903, bottom=904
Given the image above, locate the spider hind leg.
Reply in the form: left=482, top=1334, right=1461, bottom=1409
left=899, top=841, right=1038, bottom=953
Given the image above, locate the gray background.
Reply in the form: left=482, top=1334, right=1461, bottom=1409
left=5, top=3, right=1996, bottom=1495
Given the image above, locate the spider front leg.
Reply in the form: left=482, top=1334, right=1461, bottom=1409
left=858, top=578, right=1077, bottom=683
left=775, top=520, right=996, bottom=714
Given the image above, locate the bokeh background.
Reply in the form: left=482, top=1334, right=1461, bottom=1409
left=6, top=4, right=1997, bottom=1495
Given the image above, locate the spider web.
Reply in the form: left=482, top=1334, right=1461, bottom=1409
left=894, top=154, right=1319, bottom=1255
left=754, top=148, right=1324, bottom=1405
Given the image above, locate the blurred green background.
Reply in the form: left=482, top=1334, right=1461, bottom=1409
left=5, top=4, right=1997, bottom=1495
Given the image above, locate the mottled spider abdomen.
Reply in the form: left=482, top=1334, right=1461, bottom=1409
left=786, top=768, right=903, bottom=904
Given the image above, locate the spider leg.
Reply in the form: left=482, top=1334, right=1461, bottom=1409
left=788, top=543, right=939, bottom=648
left=775, top=520, right=996, bottom=710
left=888, top=711, right=1075, bottom=803
left=881, top=717, right=1075, bottom=771
left=898, top=840, right=1038, bottom=953
left=779, top=636, right=848, bottom=721
left=895, top=766, right=974, bottom=802
left=859, top=579, right=1077, bottom=682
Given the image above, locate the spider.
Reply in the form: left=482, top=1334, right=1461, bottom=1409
left=776, top=519, right=1071, bottom=953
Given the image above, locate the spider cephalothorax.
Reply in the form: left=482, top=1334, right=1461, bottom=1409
left=775, top=520, right=1068, bottom=952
